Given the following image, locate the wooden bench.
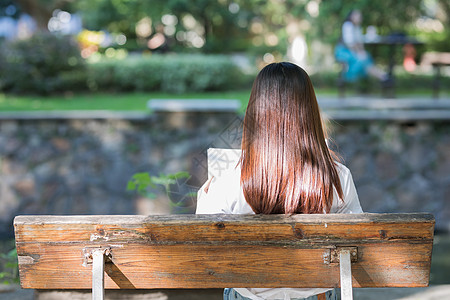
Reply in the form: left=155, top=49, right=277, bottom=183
left=14, top=213, right=434, bottom=300
left=421, top=52, right=450, bottom=99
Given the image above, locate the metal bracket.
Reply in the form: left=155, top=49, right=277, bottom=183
left=82, top=247, right=112, bottom=267
left=339, top=248, right=354, bottom=300
left=330, top=247, right=358, bottom=263
left=81, top=247, right=112, bottom=300
left=323, top=246, right=357, bottom=264
left=322, top=247, right=357, bottom=300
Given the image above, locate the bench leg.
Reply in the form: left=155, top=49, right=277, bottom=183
left=339, top=249, right=353, bottom=300
left=92, top=249, right=106, bottom=300
left=433, top=64, right=441, bottom=99
left=338, top=63, right=347, bottom=99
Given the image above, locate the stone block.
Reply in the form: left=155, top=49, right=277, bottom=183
left=13, top=178, right=36, bottom=198
left=395, top=174, right=434, bottom=212
left=375, top=152, right=400, bottom=181
left=404, top=142, right=436, bottom=172
left=51, top=137, right=70, bottom=151
left=0, top=120, right=19, bottom=135
left=347, top=153, right=370, bottom=180
left=355, top=184, right=389, bottom=212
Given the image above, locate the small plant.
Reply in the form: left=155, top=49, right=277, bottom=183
left=127, top=171, right=197, bottom=212
left=0, top=247, right=19, bottom=285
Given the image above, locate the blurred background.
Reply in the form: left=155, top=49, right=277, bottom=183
left=0, top=0, right=449, bottom=299
left=0, top=0, right=449, bottom=95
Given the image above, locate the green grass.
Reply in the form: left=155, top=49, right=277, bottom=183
left=0, top=90, right=252, bottom=112
left=0, top=88, right=446, bottom=113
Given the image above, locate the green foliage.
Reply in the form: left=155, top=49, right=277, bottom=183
left=127, top=172, right=154, bottom=196
left=127, top=171, right=190, bottom=197
left=72, top=0, right=447, bottom=56
left=0, top=31, right=86, bottom=94
left=0, top=245, right=19, bottom=285
left=75, top=0, right=164, bottom=36
left=127, top=171, right=196, bottom=212
left=414, top=30, right=450, bottom=53
left=0, top=38, right=246, bottom=94
left=74, top=0, right=254, bottom=53
left=85, top=59, right=118, bottom=92
left=87, top=54, right=244, bottom=94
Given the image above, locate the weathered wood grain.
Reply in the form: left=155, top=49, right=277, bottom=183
left=14, top=213, right=434, bottom=289
left=14, top=213, right=434, bottom=243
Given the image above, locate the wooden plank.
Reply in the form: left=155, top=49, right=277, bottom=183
left=14, top=213, right=434, bottom=289
left=14, top=213, right=435, bottom=226
left=16, top=242, right=432, bottom=289
left=14, top=213, right=434, bottom=244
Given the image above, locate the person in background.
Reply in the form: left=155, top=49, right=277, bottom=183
left=403, top=43, right=417, bottom=72
left=196, top=62, right=363, bottom=300
left=335, top=9, right=391, bottom=85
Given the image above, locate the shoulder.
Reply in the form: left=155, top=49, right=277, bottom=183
left=334, top=161, right=356, bottom=194
left=335, top=161, right=352, bottom=181
left=332, top=161, right=363, bottom=213
left=342, top=21, right=354, bottom=29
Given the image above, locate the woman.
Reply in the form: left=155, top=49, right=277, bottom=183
left=335, top=9, right=389, bottom=83
left=196, top=62, right=362, bottom=300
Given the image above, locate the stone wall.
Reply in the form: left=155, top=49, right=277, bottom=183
left=331, top=120, right=449, bottom=225
left=0, top=112, right=449, bottom=236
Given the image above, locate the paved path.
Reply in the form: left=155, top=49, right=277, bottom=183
left=317, top=96, right=450, bottom=109
left=316, top=96, right=450, bottom=120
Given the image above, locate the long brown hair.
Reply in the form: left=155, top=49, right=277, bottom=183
left=240, top=62, right=343, bottom=214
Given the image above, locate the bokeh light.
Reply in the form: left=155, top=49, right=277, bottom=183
left=136, top=17, right=152, bottom=38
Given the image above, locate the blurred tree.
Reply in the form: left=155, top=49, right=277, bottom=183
left=0, top=0, right=21, bottom=18
left=14, top=0, right=73, bottom=30
left=74, top=1, right=157, bottom=34
left=74, top=0, right=254, bottom=52
left=413, top=0, right=450, bottom=52
left=165, top=0, right=251, bottom=52
left=12, top=0, right=446, bottom=54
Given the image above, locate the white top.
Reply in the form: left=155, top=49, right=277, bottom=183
left=196, top=150, right=363, bottom=300
left=342, top=21, right=364, bottom=47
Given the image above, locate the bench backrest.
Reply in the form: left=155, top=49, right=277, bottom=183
left=14, top=213, right=434, bottom=289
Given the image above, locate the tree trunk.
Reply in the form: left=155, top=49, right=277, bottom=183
left=15, top=0, right=63, bottom=30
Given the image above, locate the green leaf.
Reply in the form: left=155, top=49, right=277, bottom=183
left=167, top=171, right=190, bottom=179
left=151, top=176, right=175, bottom=186
left=126, top=181, right=136, bottom=191
left=145, top=192, right=157, bottom=199
left=186, top=192, right=197, bottom=198
left=127, top=172, right=156, bottom=193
